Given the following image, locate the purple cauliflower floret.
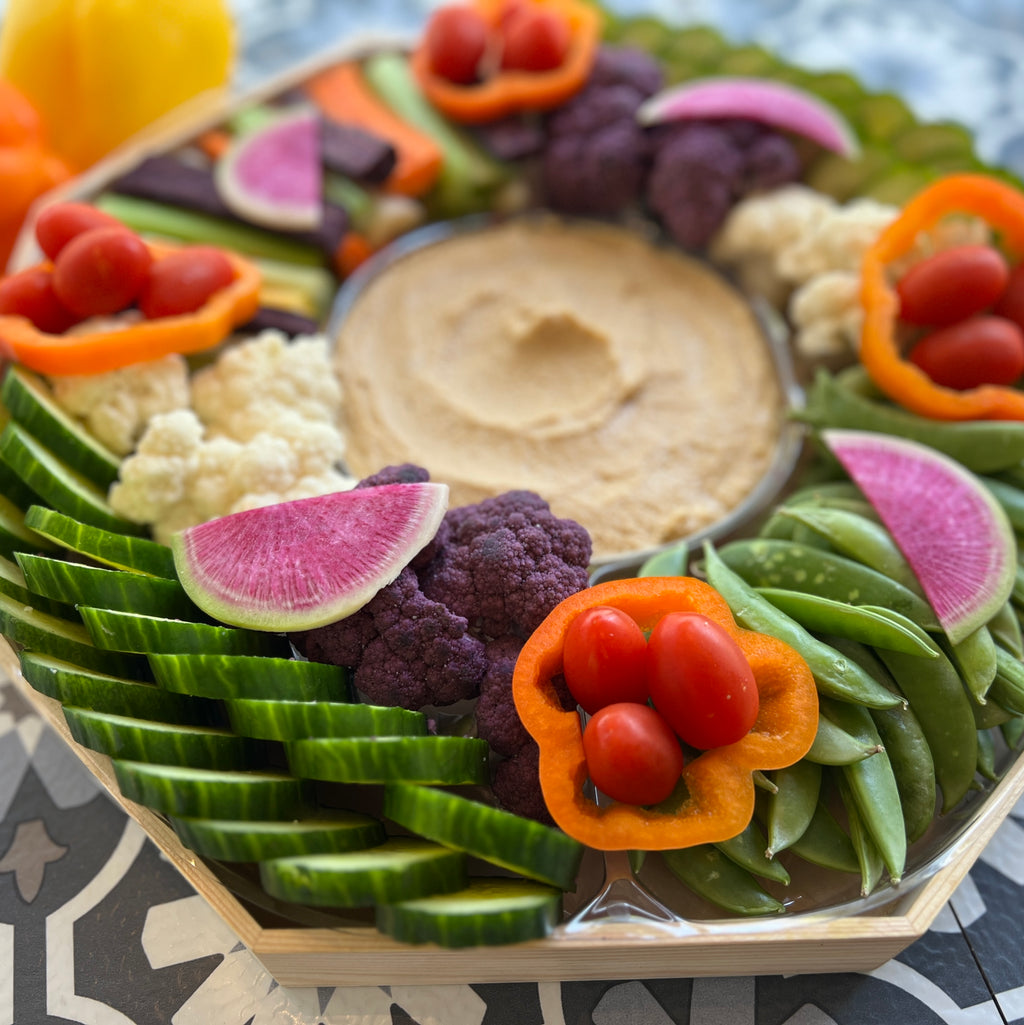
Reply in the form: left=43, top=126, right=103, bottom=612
left=587, top=44, right=664, bottom=97
left=475, top=635, right=531, bottom=757
left=353, top=463, right=431, bottom=489
left=420, top=490, right=591, bottom=641
left=492, top=743, right=554, bottom=826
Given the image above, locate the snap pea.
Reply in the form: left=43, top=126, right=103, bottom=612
left=758, top=512, right=831, bottom=548
left=944, top=625, right=998, bottom=706
left=638, top=540, right=689, bottom=578
left=661, top=846, right=784, bottom=916
left=784, top=480, right=866, bottom=507
left=786, top=798, right=860, bottom=874
left=980, top=476, right=1024, bottom=532
left=1001, top=716, right=1024, bottom=750
left=715, top=818, right=790, bottom=886
left=835, top=773, right=886, bottom=897
left=1011, top=565, right=1024, bottom=610
left=755, top=587, right=937, bottom=658
left=976, top=728, right=998, bottom=783
left=988, top=600, right=1024, bottom=659
left=989, top=646, right=1024, bottom=716
left=764, top=759, right=821, bottom=857
left=805, top=710, right=884, bottom=766
left=703, top=543, right=903, bottom=708
left=718, top=539, right=940, bottom=631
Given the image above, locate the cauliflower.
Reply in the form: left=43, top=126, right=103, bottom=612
left=788, top=271, right=865, bottom=357
left=49, top=354, right=190, bottom=456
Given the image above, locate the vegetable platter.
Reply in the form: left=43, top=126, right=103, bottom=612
left=4, top=0, right=1024, bottom=986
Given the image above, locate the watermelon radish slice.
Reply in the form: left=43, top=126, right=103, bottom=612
left=215, top=106, right=323, bottom=231
left=822, top=429, right=1016, bottom=644
left=636, top=77, right=860, bottom=158
left=172, top=484, right=449, bottom=632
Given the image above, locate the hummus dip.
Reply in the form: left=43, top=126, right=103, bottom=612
left=334, top=217, right=784, bottom=560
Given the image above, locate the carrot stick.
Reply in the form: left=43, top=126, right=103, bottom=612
left=333, top=231, right=374, bottom=278
left=304, top=62, right=442, bottom=198
left=195, top=127, right=232, bottom=161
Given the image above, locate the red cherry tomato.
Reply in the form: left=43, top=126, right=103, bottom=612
left=581, top=702, right=684, bottom=805
left=52, top=226, right=152, bottom=318
left=561, top=605, right=648, bottom=714
left=0, top=267, right=79, bottom=333
left=499, top=6, right=572, bottom=72
left=138, top=246, right=235, bottom=319
left=908, top=315, right=1024, bottom=390
left=994, top=261, right=1024, bottom=332
left=34, top=202, right=123, bottom=261
left=646, top=612, right=759, bottom=750
left=423, top=4, right=491, bottom=85
left=896, top=244, right=1009, bottom=327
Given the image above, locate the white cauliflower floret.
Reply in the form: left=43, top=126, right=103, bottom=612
left=788, top=271, right=864, bottom=357
left=49, top=354, right=190, bottom=456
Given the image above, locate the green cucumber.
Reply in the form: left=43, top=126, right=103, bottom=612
left=226, top=698, right=426, bottom=741
left=259, top=837, right=467, bottom=907
left=0, top=367, right=121, bottom=489
left=383, top=783, right=583, bottom=891
left=63, top=706, right=261, bottom=769
left=112, top=760, right=315, bottom=820
left=0, top=451, right=41, bottom=510
left=17, top=651, right=215, bottom=724
left=377, top=878, right=562, bottom=948
left=0, top=491, right=56, bottom=560
left=17, top=553, right=202, bottom=620
left=0, top=423, right=146, bottom=536
left=23, top=505, right=177, bottom=578
left=149, top=652, right=347, bottom=701
left=287, top=736, right=491, bottom=785
left=0, top=551, right=75, bottom=617
left=170, top=810, right=386, bottom=862
left=79, top=607, right=289, bottom=658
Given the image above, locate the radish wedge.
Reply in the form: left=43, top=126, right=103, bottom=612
left=637, top=76, right=860, bottom=158
left=822, top=429, right=1016, bottom=644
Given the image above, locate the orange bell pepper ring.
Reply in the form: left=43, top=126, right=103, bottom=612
left=0, top=240, right=261, bottom=375
left=860, top=173, right=1024, bottom=421
left=512, top=576, right=819, bottom=851
left=411, top=0, right=602, bottom=124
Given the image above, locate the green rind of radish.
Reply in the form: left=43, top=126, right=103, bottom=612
left=822, top=428, right=1017, bottom=645
left=214, top=106, right=323, bottom=232
left=258, top=838, right=467, bottom=908
left=171, top=484, right=449, bottom=633
left=376, top=878, right=563, bottom=948
left=148, top=652, right=348, bottom=701
left=286, top=736, right=490, bottom=786
left=636, top=76, right=860, bottom=158
left=169, top=811, right=386, bottom=862
left=226, top=698, right=426, bottom=741
left=383, top=783, right=583, bottom=891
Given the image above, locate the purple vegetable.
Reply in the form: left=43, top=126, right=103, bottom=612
left=321, top=118, right=397, bottom=184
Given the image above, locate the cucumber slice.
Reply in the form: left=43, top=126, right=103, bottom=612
left=0, top=423, right=147, bottom=536
left=259, top=837, right=467, bottom=907
left=0, top=552, right=75, bottom=618
left=0, top=452, right=41, bottom=510
left=79, top=607, right=289, bottom=658
left=23, top=505, right=177, bottom=578
left=17, top=553, right=202, bottom=620
left=287, top=736, right=491, bottom=785
left=226, top=698, right=426, bottom=740
left=0, top=589, right=147, bottom=677
left=149, top=652, right=347, bottom=701
left=18, top=651, right=216, bottom=724
left=383, top=783, right=583, bottom=891
left=0, top=367, right=121, bottom=490
left=170, top=810, right=386, bottom=861
left=0, top=492, right=56, bottom=561
left=112, top=760, right=315, bottom=820
left=63, top=706, right=261, bottom=769
left=376, top=878, right=562, bottom=948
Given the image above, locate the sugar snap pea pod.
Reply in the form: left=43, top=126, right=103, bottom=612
left=703, top=542, right=903, bottom=709
left=976, top=728, right=998, bottom=782
left=752, top=769, right=778, bottom=794
left=981, top=476, right=1024, bottom=532
left=1012, top=565, right=1024, bottom=610
left=988, top=600, right=1024, bottom=659
left=876, top=638, right=978, bottom=814
left=715, top=818, right=790, bottom=885
left=805, top=710, right=884, bottom=766
left=765, top=759, right=821, bottom=857
left=1001, top=716, right=1024, bottom=749
left=755, top=587, right=937, bottom=658
left=638, top=540, right=689, bottom=578
left=784, top=480, right=866, bottom=507
left=943, top=626, right=998, bottom=706
left=989, top=646, right=1024, bottom=716
left=661, top=845, right=784, bottom=916
left=835, top=772, right=885, bottom=897
left=786, top=799, right=860, bottom=874
left=820, top=697, right=906, bottom=882
left=717, top=539, right=940, bottom=631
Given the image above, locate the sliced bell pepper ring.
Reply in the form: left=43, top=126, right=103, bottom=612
left=512, top=576, right=819, bottom=851
left=0, top=240, right=261, bottom=375
left=410, top=0, right=602, bottom=125
left=860, top=173, right=1024, bottom=421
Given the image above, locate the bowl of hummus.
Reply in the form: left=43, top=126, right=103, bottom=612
left=330, top=214, right=803, bottom=569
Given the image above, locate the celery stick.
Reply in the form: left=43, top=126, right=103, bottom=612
left=323, top=173, right=376, bottom=232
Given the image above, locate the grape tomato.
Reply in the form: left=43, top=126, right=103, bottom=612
left=0, top=267, right=79, bottom=334
left=138, top=246, right=235, bottom=319
left=908, top=315, right=1024, bottom=390
left=895, top=244, right=1009, bottom=327
left=52, top=226, right=152, bottom=318
left=581, top=702, right=684, bottom=806
left=35, top=202, right=123, bottom=261
left=561, top=604, right=648, bottom=714
left=994, top=261, right=1024, bottom=332
left=424, top=4, right=491, bottom=84
left=499, top=5, right=572, bottom=72
left=646, top=612, right=759, bottom=750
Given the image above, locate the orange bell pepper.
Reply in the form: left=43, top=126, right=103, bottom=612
left=860, top=173, right=1024, bottom=421
left=0, top=240, right=261, bottom=375
left=411, top=0, right=602, bottom=124
left=512, top=576, right=819, bottom=851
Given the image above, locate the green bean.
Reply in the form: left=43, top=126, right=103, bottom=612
left=703, top=543, right=903, bottom=708
left=980, top=476, right=1024, bottom=532
left=989, top=646, right=1024, bottom=716
left=715, top=818, right=790, bottom=885
left=805, top=711, right=884, bottom=766
left=718, top=538, right=940, bottom=631
left=787, top=799, right=860, bottom=874
left=944, top=625, right=998, bottom=705
left=836, top=773, right=886, bottom=897
left=821, top=698, right=906, bottom=883
left=976, top=729, right=998, bottom=782
left=988, top=600, right=1024, bottom=659
left=638, top=540, right=689, bottom=578
left=755, top=587, right=937, bottom=658
left=661, top=846, right=784, bottom=916
left=765, top=759, right=821, bottom=856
